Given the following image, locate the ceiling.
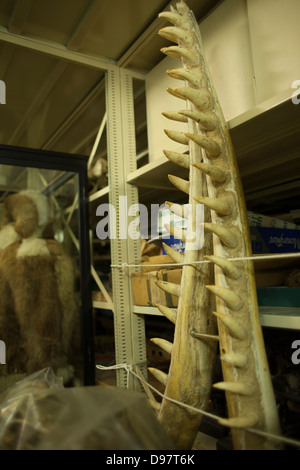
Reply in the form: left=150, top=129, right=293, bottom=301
left=0, top=0, right=220, bottom=157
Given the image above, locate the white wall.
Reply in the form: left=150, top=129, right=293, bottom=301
left=146, top=0, right=300, bottom=161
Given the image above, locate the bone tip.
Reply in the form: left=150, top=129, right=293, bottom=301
left=218, top=414, right=259, bottom=429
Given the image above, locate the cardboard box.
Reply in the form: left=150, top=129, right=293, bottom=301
left=156, top=269, right=182, bottom=308
left=253, top=255, right=300, bottom=287
left=131, top=269, right=182, bottom=307
left=141, top=254, right=175, bottom=272
left=131, top=271, right=163, bottom=307
left=247, top=210, right=300, bottom=230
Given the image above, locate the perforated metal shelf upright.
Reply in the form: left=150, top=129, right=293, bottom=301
left=103, top=66, right=147, bottom=389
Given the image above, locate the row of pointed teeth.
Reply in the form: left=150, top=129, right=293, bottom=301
left=148, top=367, right=168, bottom=386
left=161, top=45, right=200, bottom=66
left=155, top=304, right=177, bottom=324
left=163, top=107, right=217, bottom=132
left=193, top=162, right=227, bottom=184
left=150, top=337, right=173, bottom=355
left=163, top=196, right=237, bottom=249
left=158, top=6, right=259, bottom=435
left=156, top=280, right=180, bottom=297
left=158, top=26, right=194, bottom=47
left=165, top=129, right=221, bottom=159
left=161, top=242, right=184, bottom=264
left=179, top=109, right=217, bottom=131
left=207, top=285, right=244, bottom=311
left=194, top=196, right=232, bottom=216
left=168, top=174, right=189, bottom=195
left=167, top=87, right=212, bottom=111
left=205, top=255, right=240, bottom=280
left=218, top=414, right=258, bottom=429
left=167, top=67, right=204, bottom=88
left=164, top=129, right=189, bottom=145
left=163, top=152, right=227, bottom=184
left=204, top=223, right=238, bottom=249
left=214, top=381, right=254, bottom=396
left=221, top=352, right=249, bottom=368
left=195, top=311, right=247, bottom=341
left=186, top=133, right=222, bottom=158
left=158, top=11, right=186, bottom=28
left=191, top=330, right=220, bottom=342
left=149, top=402, right=258, bottom=430
left=163, top=149, right=190, bottom=169
left=162, top=111, right=188, bottom=123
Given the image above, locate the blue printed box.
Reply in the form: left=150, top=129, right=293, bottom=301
left=250, top=227, right=300, bottom=254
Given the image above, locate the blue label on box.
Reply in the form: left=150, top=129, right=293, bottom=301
left=162, top=235, right=185, bottom=254
left=250, top=227, right=300, bottom=253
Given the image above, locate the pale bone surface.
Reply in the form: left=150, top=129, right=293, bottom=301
left=148, top=0, right=282, bottom=450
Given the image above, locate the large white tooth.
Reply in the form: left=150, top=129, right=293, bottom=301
left=162, top=242, right=184, bottom=264
left=191, top=330, right=220, bottom=342
left=194, top=196, right=232, bottom=216
left=162, top=111, right=188, bottom=123
left=204, top=255, right=240, bottom=280
left=148, top=367, right=168, bottom=386
left=221, top=353, right=249, bottom=369
left=155, top=304, right=177, bottom=324
left=185, top=133, right=222, bottom=157
left=167, top=68, right=205, bottom=88
left=164, top=129, right=189, bottom=145
left=218, top=414, right=259, bottom=429
left=156, top=280, right=180, bottom=297
left=192, top=162, right=227, bottom=184
left=167, top=87, right=212, bottom=110
left=165, top=223, right=186, bottom=242
left=213, top=381, right=254, bottom=396
left=206, top=285, right=244, bottom=311
left=158, top=11, right=186, bottom=27
left=163, top=149, right=190, bottom=168
left=161, top=46, right=199, bottom=65
left=212, top=311, right=247, bottom=340
left=165, top=201, right=186, bottom=218
left=158, top=26, right=194, bottom=46
left=150, top=338, right=173, bottom=355
left=204, top=223, right=238, bottom=249
left=168, top=174, right=189, bottom=194
left=179, top=109, right=217, bottom=131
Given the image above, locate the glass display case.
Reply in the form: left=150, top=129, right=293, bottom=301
left=0, top=144, right=94, bottom=389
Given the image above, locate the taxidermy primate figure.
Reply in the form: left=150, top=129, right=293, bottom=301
left=0, top=190, right=77, bottom=384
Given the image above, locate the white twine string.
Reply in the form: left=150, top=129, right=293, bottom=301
left=111, top=252, right=300, bottom=271
left=96, top=362, right=300, bottom=449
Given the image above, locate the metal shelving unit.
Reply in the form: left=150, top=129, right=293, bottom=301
left=92, top=89, right=300, bottom=339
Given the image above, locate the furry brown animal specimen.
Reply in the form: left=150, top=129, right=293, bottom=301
left=0, top=191, right=78, bottom=384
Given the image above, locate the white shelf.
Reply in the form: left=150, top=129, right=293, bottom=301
left=88, top=89, right=300, bottom=214
left=126, top=90, right=300, bottom=214
left=89, top=185, right=109, bottom=202
left=93, top=300, right=112, bottom=310
left=133, top=305, right=300, bottom=330
left=259, top=306, right=300, bottom=330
